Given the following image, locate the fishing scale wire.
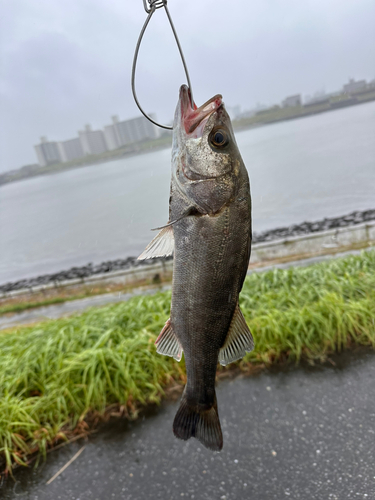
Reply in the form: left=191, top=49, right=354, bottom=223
left=131, top=0, right=193, bottom=130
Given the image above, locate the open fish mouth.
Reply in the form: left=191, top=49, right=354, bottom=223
left=179, top=85, right=222, bottom=136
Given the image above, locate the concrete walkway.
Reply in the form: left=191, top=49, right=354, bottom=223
left=2, top=349, right=374, bottom=499
left=0, top=285, right=171, bottom=330
left=1, top=247, right=373, bottom=330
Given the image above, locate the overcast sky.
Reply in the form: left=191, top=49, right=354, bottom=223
left=1, top=0, right=374, bottom=172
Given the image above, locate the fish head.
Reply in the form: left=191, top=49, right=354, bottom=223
left=172, top=85, right=245, bottom=214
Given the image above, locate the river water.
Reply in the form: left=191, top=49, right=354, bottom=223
left=1, top=102, right=374, bottom=284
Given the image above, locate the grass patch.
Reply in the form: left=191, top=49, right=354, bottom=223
left=1, top=250, right=374, bottom=475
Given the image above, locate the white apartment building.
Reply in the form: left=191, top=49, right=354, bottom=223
left=343, top=78, right=367, bottom=94
left=103, top=114, right=160, bottom=150
left=78, top=125, right=108, bottom=156
left=35, top=115, right=161, bottom=166
left=104, top=123, right=120, bottom=151
left=282, top=94, right=302, bottom=108
left=59, top=137, right=85, bottom=162
left=34, top=137, right=63, bottom=167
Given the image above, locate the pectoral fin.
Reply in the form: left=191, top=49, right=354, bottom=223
left=151, top=207, right=198, bottom=231
left=155, top=319, right=183, bottom=362
left=219, top=303, right=254, bottom=366
left=137, top=225, right=174, bottom=260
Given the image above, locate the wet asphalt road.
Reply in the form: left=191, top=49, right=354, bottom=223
left=2, top=349, right=375, bottom=500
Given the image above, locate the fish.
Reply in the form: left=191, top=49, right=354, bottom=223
left=138, top=84, right=254, bottom=451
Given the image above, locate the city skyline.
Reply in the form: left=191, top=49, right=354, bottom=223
left=32, top=76, right=374, bottom=168
left=34, top=114, right=160, bottom=167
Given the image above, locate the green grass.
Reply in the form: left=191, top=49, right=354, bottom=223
left=1, top=250, right=375, bottom=474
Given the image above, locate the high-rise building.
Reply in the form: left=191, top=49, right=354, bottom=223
left=34, top=137, right=63, bottom=166
left=117, top=115, right=160, bottom=145
left=35, top=114, right=161, bottom=166
left=78, top=125, right=108, bottom=155
left=343, top=78, right=367, bottom=94
left=282, top=95, right=302, bottom=108
left=104, top=116, right=121, bottom=151
left=103, top=114, right=160, bottom=149
left=59, top=137, right=85, bottom=162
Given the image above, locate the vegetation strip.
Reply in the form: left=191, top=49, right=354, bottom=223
left=0, top=250, right=374, bottom=475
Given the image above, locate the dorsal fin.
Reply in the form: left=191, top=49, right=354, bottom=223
left=138, top=225, right=174, bottom=260
left=219, top=303, right=254, bottom=366
left=155, top=319, right=183, bottom=362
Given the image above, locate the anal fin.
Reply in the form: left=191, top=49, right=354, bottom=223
left=219, top=303, right=254, bottom=366
left=155, top=318, right=183, bottom=362
left=138, top=225, right=174, bottom=260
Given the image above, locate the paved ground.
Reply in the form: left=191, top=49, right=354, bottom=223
left=2, top=248, right=373, bottom=330
left=0, top=285, right=171, bottom=330
left=2, top=349, right=375, bottom=500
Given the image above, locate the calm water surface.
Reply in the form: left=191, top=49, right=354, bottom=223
left=1, top=102, right=374, bottom=284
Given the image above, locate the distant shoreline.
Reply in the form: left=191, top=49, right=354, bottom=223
left=0, top=137, right=173, bottom=187
left=1, top=92, right=374, bottom=188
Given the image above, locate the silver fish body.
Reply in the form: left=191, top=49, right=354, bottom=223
left=139, top=85, right=253, bottom=450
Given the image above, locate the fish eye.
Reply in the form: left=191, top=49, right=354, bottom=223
left=210, top=129, right=229, bottom=148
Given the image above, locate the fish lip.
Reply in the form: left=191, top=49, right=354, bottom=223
left=179, top=85, right=222, bottom=135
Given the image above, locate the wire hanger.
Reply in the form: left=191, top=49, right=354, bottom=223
left=131, top=0, right=194, bottom=130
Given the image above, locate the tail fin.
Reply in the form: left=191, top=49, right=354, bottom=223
left=173, top=392, right=223, bottom=451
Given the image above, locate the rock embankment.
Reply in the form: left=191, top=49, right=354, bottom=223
left=253, top=208, right=375, bottom=243
left=0, top=257, right=172, bottom=294
left=1, top=209, right=374, bottom=294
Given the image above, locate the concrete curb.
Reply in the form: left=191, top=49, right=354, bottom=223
left=250, top=220, right=375, bottom=265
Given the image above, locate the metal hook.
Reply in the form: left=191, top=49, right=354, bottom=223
left=143, top=0, right=166, bottom=14
left=132, top=1, right=193, bottom=130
